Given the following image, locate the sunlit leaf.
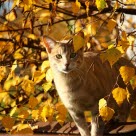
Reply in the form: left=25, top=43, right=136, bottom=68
left=41, top=60, right=50, bottom=72
left=40, top=104, right=54, bottom=122
left=99, top=106, right=115, bottom=121
left=32, top=110, right=39, bottom=120
left=13, top=49, right=24, bottom=60
left=73, top=35, right=85, bottom=52
left=95, top=0, right=106, bottom=11
left=119, top=66, right=135, bottom=84
left=46, top=68, right=54, bottom=82
left=99, top=98, right=107, bottom=110
left=112, top=87, right=128, bottom=106
left=2, top=116, right=15, bottom=130
left=10, top=107, right=18, bottom=117
left=28, top=34, right=37, bottom=40
left=5, top=10, right=17, bottom=22
left=21, top=79, right=35, bottom=95
left=42, top=82, right=52, bottom=92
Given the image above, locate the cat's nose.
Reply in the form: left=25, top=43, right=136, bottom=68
left=65, top=63, right=69, bottom=70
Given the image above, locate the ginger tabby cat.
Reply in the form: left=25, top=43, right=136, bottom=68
left=43, top=35, right=133, bottom=136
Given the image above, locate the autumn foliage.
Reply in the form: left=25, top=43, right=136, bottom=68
left=0, top=0, right=136, bottom=134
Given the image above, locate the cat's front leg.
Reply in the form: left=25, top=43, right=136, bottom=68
left=69, top=109, right=91, bottom=136
left=91, top=115, right=105, bottom=136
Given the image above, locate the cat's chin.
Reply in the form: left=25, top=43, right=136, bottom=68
left=59, top=69, right=73, bottom=74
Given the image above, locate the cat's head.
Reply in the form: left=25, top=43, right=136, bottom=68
left=43, top=36, right=84, bottom=74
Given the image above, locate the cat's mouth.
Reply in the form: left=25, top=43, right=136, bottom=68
left=59, top=68, right=73, bottom=74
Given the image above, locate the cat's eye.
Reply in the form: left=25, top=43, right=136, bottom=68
left=70, top=53, right=77, bottom=58
left=56, top=54, right=62, bottom=59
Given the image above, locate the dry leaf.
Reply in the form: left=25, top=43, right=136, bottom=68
left=56, top=102, right=67, bottom=125
left=72, top=0, right=81, bottom=14
left=107, top=19, right=117, bottom=32
left=28, top=97, right=38, bottom=109
left=33, top=70, right=45, bottom=83
left=2, top=116, right=15, bottom=130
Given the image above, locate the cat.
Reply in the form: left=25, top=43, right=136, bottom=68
left=42, top=35, right=133, bottom=136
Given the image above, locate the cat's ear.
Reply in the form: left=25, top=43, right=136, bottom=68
left=42, top=36, right=56, bottom=53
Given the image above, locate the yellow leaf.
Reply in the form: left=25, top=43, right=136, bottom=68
left=5, top=11, right=17, bottom=22
left=11, top=61, right=17, bottom=74
left=13, top=49, right=23, bottom=60
left=99, top=106, right=115, bottom=121
left=2, top=116, right=15, bottom=130
left=42, top=82, right=53, bottom=92
left=15, top=124, right=33, bottom=134
left=33, top=70, right=45, bottom=83
left=40, top=105, right=54, bottom=122
left=32, top=110, right=39, bottom=120
left=0, top=66, right=7, bottom=82
left=28, top=34, right=37, bottom=40
left=28, top=97, right=38, bottom=109
left=107, top=19, right=117, bottom=32
left=119, top=66, right=135, bottom=84
left=95, top=0, right=106, bottom=11
left=112, top=87, right=128, bottom=106
left=122, top=31, right=127, bottom=41
left=99, top=98, right=107, bottom=110
left=56, top=102, right=67, bottom=125
left=72, top=0, right=81, bottom=14
left=73, top=35, right=85, bottom=52
left=46, top=68, right=54, bottom=82
left=84, top=111, right=92, bottom=122
left=100, top=47, right=122, bottom=66
left=130, top=75, right=136, bottom=89
left=18, top=110, right=29, bottom=119
left=23, top=0, right=33, bottom=5
left=45, top=0, right=52, bottom=3
left=0, top=92, right=12, bottom=105
left=16, top=127, right=33, bottom=134
left=41, top=60, right=50, bottom=72
left=10, top=107, right=18, bottom=117
left=21, top=79, right=35, bottom=95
